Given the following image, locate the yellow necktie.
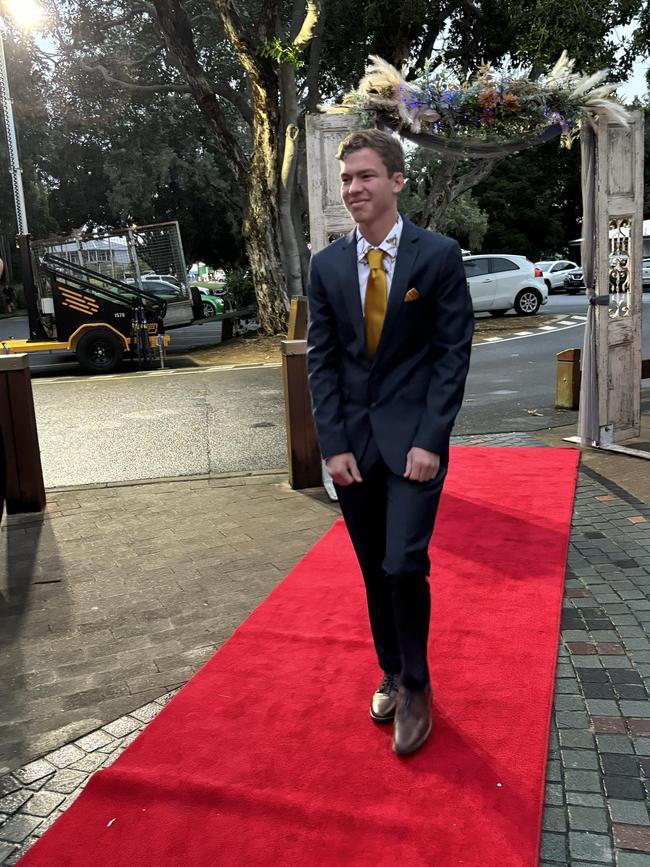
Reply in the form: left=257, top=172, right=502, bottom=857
left=365, top=248, right=387, bottom=358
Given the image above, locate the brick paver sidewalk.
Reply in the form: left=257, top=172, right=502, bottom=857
left=3, top=433, right=650, bottom=866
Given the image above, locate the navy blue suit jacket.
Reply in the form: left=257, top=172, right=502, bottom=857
left=306, top=218, right=474, bottom=476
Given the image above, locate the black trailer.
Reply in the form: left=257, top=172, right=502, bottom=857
left=2, top=248, right=169, bottom=374
left=2, top=222, right=207, bottom=373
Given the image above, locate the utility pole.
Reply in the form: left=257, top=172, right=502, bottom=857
left=0, top=26, right=45, bottom=337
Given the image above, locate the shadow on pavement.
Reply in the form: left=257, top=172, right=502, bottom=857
left=0, top=513, right=68, bottom=771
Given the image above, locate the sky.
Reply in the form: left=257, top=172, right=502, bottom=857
left=617, top=60, right=648, bottom=103
left=614, top=21, right=649, bottom=103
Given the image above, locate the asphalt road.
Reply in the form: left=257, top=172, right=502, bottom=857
left=0, top=318, right=224, bottom=376
left=5, top=293, right=650, bottom=487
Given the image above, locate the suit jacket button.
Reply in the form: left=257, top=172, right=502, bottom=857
left=370, top=401, right=377, bottom=408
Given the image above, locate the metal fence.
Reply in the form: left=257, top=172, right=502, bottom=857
left=31, top=222, right=190, bottom=301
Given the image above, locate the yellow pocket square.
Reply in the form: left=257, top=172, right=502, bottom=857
left=404, top=287, right=420, bottom=302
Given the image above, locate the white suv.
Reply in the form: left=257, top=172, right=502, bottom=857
left=463, top=254, right=548, bottom=316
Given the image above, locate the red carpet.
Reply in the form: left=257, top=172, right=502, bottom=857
left=20, top=446, right=578, bottom=867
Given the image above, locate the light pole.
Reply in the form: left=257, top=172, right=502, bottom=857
left=0, top=2, right=47, bottom=337
left=0, top=28, right=29, bottom=235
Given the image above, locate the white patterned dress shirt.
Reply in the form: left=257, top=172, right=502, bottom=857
left=355, top=214, right=403, bottom=308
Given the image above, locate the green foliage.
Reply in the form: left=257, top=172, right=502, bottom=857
left=437, top=193, right=489, bottom=252
left=0, top=27, right=247, bottom=269
left=399, top=147, right=488, bottom=249
left=472, top=140, right=582, bottom=260
left=222, top=268, right=256, bottom=310
left=259, top=38, right=305, bottom=68
left=0, top=35, right=57, bottom=240
left=2, top=0, right=647, bottom=290
left=319, top=0, right=647, bottom=101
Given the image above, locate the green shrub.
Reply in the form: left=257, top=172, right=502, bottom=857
left=222, top=269, right=256, bottom=310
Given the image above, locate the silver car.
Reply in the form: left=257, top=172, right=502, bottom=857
left=535, top=260, right=582, bottom=293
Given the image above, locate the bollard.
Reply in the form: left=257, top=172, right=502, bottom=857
left=281, top=339, right=322, bottom=489
left=556, top=348, right=582, bottom=409
left=0, top=354, right=46, bottom=513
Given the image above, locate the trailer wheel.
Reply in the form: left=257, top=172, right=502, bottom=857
left=75, top=329, right=124, bottom=374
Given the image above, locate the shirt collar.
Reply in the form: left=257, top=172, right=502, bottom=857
left=356, top=214, right=403, bottom=264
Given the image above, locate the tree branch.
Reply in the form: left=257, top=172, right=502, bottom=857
left=79, top=60, right=192, bottom=93
left=413, top=24, right=440, bottom=73
left=305, top=1, right=325, bottom=112
left=292, top=0, right=320, bottom=50
left=115, top=47, right=161, bottom=69
left=150, top=0, right=248, bottom=176
left=213, top=0, right=280, bottom=73
left=449, top=157, right=504, bottom=201
left=79, top=55, right=252, bottom=123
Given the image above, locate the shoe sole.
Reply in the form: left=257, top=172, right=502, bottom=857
left=392, top=717, right=433, bottom=755
left=369, top=707, right=396, bottom=724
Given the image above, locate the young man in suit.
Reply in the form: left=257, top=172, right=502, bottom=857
left=307, top=128, right=474, bottom=755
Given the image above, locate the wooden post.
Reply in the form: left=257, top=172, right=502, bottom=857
left=288, top=296, right=308, bottom=340
left=281, top=339, right=322, bottom=489
left=0, top=353, right=46, bottom=513
left=556, top=348, right=582, bottom=409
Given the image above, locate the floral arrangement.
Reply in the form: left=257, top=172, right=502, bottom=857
left=343, top=52, right=628, bottom=148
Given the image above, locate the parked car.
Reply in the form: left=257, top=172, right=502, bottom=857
left=462, top=254, right=548, bottom=316
left=140, top=272, right=185, bottom=290
left=128, top=275, right=224, bottom=319
left=125, top=276, right=183, bottom=297
left=534, top=260, right=582, bottom=293
left=197, top=290, right=225, bottom=318
left=563, top=270, right=585, bottom=294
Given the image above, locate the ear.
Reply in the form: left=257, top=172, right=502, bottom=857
left=392, top=172, right=405, bottom=194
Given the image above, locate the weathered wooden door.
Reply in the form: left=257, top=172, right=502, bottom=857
left=595, top=111, right=644, bottom=444
left=305, top=109, right=355, bottom=254
left=303, top=110, right=357, bottom=497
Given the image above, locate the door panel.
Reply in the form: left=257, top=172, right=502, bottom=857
left=490, top=257, right=521, bottom=307
left=464, top=258, right=495, bottom=310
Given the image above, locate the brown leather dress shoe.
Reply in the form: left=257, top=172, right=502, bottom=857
left=369, top=672, right=400, bottom=723
left=392, top=685, right=432, bottom=755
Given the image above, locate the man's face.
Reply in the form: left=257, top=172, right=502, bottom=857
left=340, top=148, right=404, bottom=225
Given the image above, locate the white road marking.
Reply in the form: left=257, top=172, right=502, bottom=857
left=32, top=361, right=282, bottom=385
left=474, top=319, right=585, bottom=348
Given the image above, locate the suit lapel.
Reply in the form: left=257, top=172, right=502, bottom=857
left=339, top=227, right=365, bottom=347
left=374, top=219, right=419, bottom=360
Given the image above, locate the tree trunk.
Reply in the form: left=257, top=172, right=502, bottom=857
left=243, top=91, right=290, bottom=334
left=278, top=63, right=305, bottom=298
left=212, top=0, right=289, bottom=334
left=292, top=158, right=310, bottom=288
left=424, top=155, right=459, bottom=230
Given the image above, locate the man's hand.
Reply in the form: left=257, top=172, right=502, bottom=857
left=404, top=447, right=440, bottom=482
left=325, top=452, right=362, bottom=487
